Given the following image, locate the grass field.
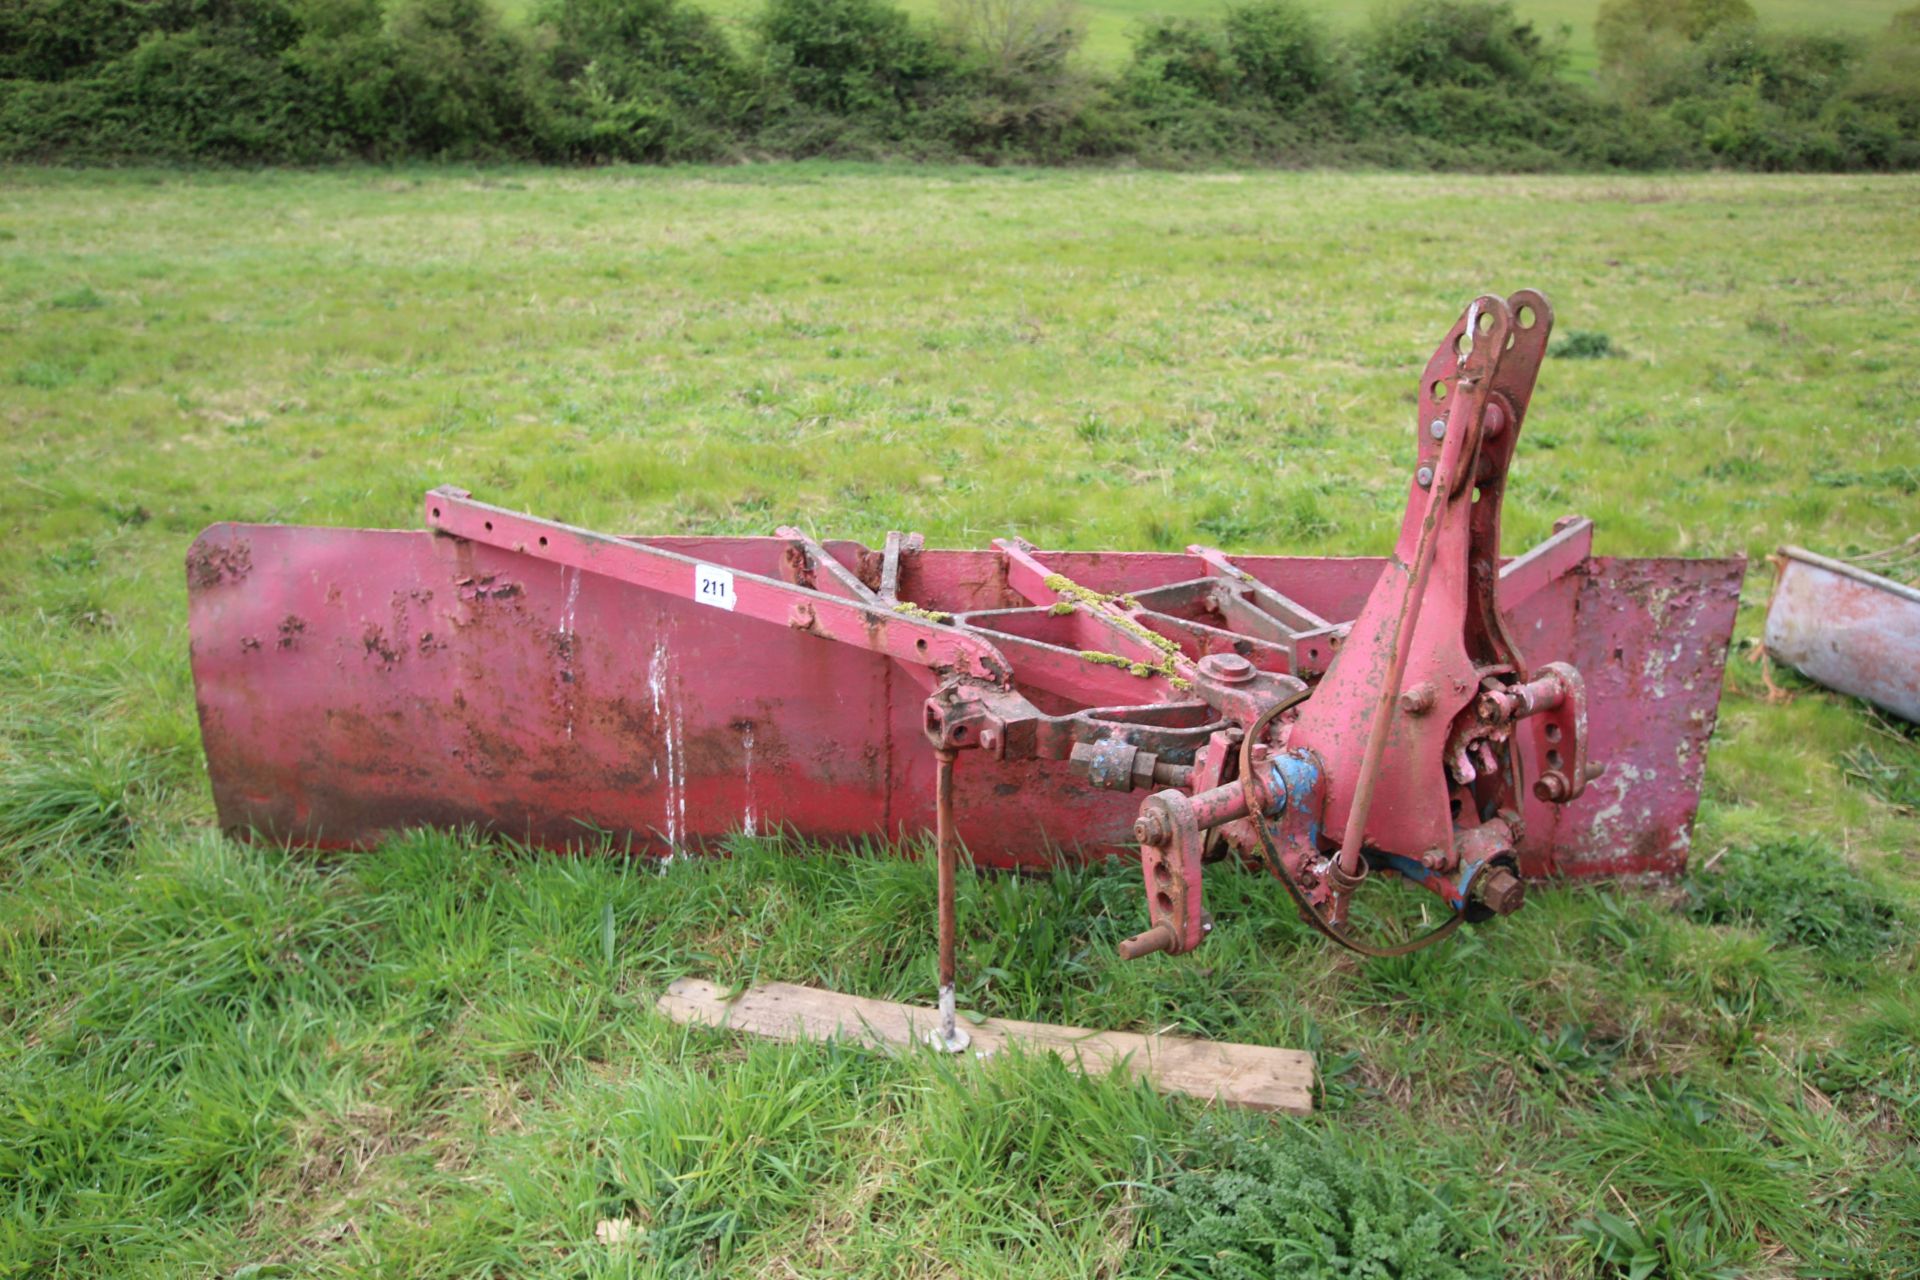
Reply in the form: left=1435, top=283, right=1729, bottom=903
left=592, top=0, right=1918, bottom=76
left=2, top=165, right=1919, bottom=1278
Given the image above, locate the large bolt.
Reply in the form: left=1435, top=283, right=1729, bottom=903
left=1534, top=772, right=1569, bottom=802
left=1478, top=866, right=1526, bottom=915
left=1399, top=682, right=1438, bottom=716
left=1134, top=809, right=1170, bottom=846
left=1198, top=652, right=1257, bottom=684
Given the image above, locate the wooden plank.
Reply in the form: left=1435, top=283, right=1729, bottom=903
left=657, top=978, right=1314, bottom=1114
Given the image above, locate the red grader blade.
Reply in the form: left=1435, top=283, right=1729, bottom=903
left=188, top=291, right=1743, bottom=1048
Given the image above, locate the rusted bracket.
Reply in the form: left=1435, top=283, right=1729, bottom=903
left=776, top=526, right=882, bottom=605
left=1497, top=516, right=1593, bottom=612
left=425, top=487, right=1014, bottom=687
left=1187, top=544, right=1336, bottom=634
left=1119, top=790, right=1210, bottom=959
left=1496, top=662, right=1594, bottom=803
left=878, top=530, right=922, bottom=603
left=1185, top=544, right=1344, bottom=678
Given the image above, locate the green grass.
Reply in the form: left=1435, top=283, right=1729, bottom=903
left=1, top=165, right=1918, bottom=1277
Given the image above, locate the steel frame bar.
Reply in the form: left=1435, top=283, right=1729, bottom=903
left=425, top=486, right=1011, bottom=686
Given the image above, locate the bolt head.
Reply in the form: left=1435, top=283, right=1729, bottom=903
left=1429, top=418, right=1447, bottom=440
left=1480, top=867, right=1526, bottom=915
left=1416, top=466, right=1434, bottom=488
left=1198, top=652, right=1257, bottom=684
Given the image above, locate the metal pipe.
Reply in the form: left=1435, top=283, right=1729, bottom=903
left=929, top=746, right=970, bottom=1052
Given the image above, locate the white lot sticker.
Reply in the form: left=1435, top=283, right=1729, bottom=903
left=694, top=564, right=736, bottom=611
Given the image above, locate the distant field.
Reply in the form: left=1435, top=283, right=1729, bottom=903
left=499, top=0, right=1917, bottom=74
left=2, top=167, right=1917, bottom=1277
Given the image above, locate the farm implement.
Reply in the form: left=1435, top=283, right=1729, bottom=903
left=188, top=290, right=1744, bottom=1062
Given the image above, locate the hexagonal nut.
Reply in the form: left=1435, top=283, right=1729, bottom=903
left=1133, top=802, right=1171, bottom=847
left=1479, top=866, right=1525, bottom=916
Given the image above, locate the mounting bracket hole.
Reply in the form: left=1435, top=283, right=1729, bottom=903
left=1517, top=304, right=1537, bottom=329
left=1430, top=380, right=1448, bottom=402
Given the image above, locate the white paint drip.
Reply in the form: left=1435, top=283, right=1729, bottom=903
left=647, top=632, right=686, bottom=861
left=558, top=566, right=581, bottom=740
left=741, top=722, right=757, bottom=837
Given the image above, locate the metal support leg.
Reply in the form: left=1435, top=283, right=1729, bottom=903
left=928, top=746, right=971, bottom=1053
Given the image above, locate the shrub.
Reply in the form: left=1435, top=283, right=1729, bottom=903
left=1355, top=0, right=1561, bottom=92
left=1595, top=0, right=1757, bottom=93
left=757, top=0, right=958, bottom=119
left=940, top=0, right=1079, bottom=83
left=282, top=0, right=411, bottom=159
left=0, top=0, right=177, bottom=82
left=1346, top=0, right=1609, bottom=159
left=1123, top=18, right=1240, bottom=107
left=1224, top=0, right=1332, bottom=113
left=1844, top=5, right=1920, bottom=133
left=934, top=0, right=1111, bottom=158
left=536, top=0, right=752, bottom=161
left=0, top=0, right=331, bottom=162
left=381, top=0, right=544, bottom=156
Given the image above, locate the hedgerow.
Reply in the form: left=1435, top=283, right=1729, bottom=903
left=1, top=0, right=1916, bottom=167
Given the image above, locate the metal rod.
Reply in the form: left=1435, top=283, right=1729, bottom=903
left=930, top=746, right=970, bottom=1052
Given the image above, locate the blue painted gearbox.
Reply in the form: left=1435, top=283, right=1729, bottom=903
left=1266, top=749, right=1483, bottom=910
